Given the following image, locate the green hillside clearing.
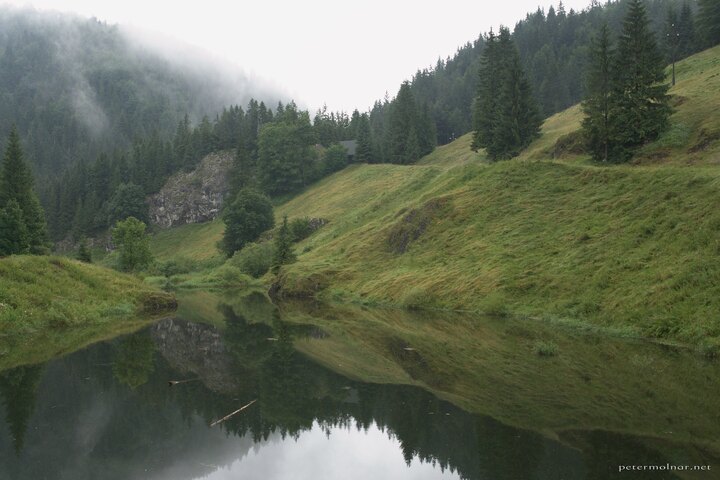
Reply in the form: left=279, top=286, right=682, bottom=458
left=0, top=256, right=176, bottom=370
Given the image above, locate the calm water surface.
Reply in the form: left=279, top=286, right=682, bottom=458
left=0, top=291, right=717, bottom=479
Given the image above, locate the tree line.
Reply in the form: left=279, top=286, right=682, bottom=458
left=403, top=0, right=719, bottom=146
left=468, top=0, right=720, bottom=162
left=0, top=128, right=48, bottom=256
left=45, top=82, right=438, bottom=243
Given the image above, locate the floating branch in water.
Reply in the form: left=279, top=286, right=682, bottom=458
left=168, top=378, right=200, bottom=387
left=210, top=399, right=258, bottom=427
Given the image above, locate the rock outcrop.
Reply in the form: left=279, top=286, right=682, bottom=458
left=148, top=151, right=233, bottom=228
left=151, top=318, right=239, bottom=393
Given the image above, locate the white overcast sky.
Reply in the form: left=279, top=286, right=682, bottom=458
left=1, top=0, right=592, bottom=113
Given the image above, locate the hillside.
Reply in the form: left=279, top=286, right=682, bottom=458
left=270, top=46, right=720, bottom=345
left=0, top=7, right=278, bottom=176
left=521, top=45, right=720, bottom=165
left=147, top=46, right=720, bottom=345
left=0, top=256, right=176, bottom=370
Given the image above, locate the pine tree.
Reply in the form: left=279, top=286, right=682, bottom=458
left=272, top=215, right=296, bottom=269
left=698, top=0, right=720, bottom=48
left=477, top=28, right=541, bottom=160
left=0, top=127, right=48, bottom=254
left=678, top=2, right=697, bottom=57
left=386, top=82, right=420, bottom=164
left=355, top=114, right=373, bottom=163
left=404, top=128, right=422, bottom=164
left=77, top=238, right=92, bottom=263
left=610, top=0, right=672, bottom=162
left=230, top=138, right=255, bottom=194
left=582, top=24, right=614, bottom=162
left=0, top=200, right=28, bottom=256
left=472, top=30, right=500, bottom=152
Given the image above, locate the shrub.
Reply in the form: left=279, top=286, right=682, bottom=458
left=230, top=242, right=273, bottom=278
left=533, top=341, right=559, bottom=357
left=208, top=265, right=252, bottom=287
left=158, top=258, right=198, bottom=277
left=289, top=217, right=313, bottom=242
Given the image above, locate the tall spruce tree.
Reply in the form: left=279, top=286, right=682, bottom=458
left=272, top=215, right=296, bottom=269
left=0, top=127, right=48, bottom=255
left=386, top=82, right=420, bottom=164
left=472, top=30, right=499, bottom=152
left=678, top=2, right=697, bottom=57
left=610, top=0, right=672, bottom=162
left=0, top=200, right=28, bottom=256
left=582, top=24, right=614, bottom=162
left=698, top=0, right=720, bottom=47
left=473, top=28, right=540, bottom=160
left=355, top=114, right=373, bottom=163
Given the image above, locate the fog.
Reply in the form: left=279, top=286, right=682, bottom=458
left=0, top=5, right=285, bottom=141
left=2, top=0, right=595, bottom=113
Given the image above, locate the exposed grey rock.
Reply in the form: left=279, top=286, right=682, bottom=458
left=151, top=318, right=239, bottom=393
left=148, top=150, right=234, bottom=228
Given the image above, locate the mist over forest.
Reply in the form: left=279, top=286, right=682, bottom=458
left=0, top=6, right=282, bottom=176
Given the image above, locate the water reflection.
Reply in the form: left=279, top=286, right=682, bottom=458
left=0, top=291, right=717, bottom=479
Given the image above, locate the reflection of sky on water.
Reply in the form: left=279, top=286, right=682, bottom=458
left=200, top=421, right=460, bottom=480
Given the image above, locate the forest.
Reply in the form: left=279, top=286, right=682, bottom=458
left=0, top=0, right=717, bottom=245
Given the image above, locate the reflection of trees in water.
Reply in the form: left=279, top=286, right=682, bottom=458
left=0, top=296, right=617, bottom=479
left=112, top=333, right=155, bottom=389
left=0, top=365, right=43, bottom=454
left=210, top=299, right=553, bottom=480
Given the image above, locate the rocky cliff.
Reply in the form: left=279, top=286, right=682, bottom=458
left=152, top=318, right=239, bottom=393
left=148, top=151, right=233, bottom=228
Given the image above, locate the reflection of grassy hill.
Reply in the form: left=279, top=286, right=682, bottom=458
left=275, top=157, right=720, bottom=343
left=272, top=46, right=720, bottom=345
left=279, top=300, right=720, bottom=461
left=0, top=256, right=176, bottom=370
left=151, top=46, right=720, bottom=344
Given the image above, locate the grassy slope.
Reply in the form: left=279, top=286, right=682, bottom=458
left=0, top=256, right=176, bottom=370
left=149, top=46, right=720, bottom=344
left=280, top=300, right=720, bottom=456
left=273, top=46, right=720, bottom=344
left=150, top=220, right=225, bottom=265
left=521, top=45, right=720, bottom=165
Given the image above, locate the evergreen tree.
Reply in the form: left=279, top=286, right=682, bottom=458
left=698, top=0, right=720, bottom=47
left=112, top=217, right=153, bottom=272
left=230, top=139, right=255, bottom=194
left=404, top=128, right=422, bottom=164
left=582, top=24, right=614, bottom=162
left=0, top=200, right=28, bottom=256
left=321, top=144, right=349, bottom=175
left=355, top=114, right=373, bottom=163
left=107, top=182, right=148, bottom=225
left=221, top=188, right=275, bottom=257
left=610, top=0, right=672, bottom=162
left=386, top=82, right=420, bottom=164
left=0, top=127, right=48, bottom=254
left=77, top=238, right=92, bottom=263
left=0, top=365, right=43, bottom=455
left=474, top=28, right=541, bottom=160
left=472, top=30, right=500, bottom=152
left=272, top=215, right=296, bottom=269
left=678, top=2, right=697, bottom=57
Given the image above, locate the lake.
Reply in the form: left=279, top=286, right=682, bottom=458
left=0, top=289, right=717, bottom=479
